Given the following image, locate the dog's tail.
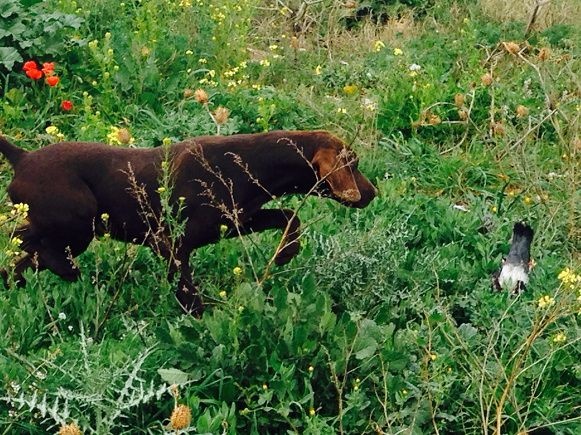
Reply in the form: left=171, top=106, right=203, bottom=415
left=0, top=136, right=26, bottom=166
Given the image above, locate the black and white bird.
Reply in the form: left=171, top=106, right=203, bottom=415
left=492, top=222, right=534, bottom=293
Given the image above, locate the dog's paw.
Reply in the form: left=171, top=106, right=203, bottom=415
left=175, top=286, right=205, bottom=318
left=274, top=240, right=300, bottom=266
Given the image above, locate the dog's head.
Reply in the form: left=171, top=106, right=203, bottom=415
left=311, top=133, right=377, bottom=208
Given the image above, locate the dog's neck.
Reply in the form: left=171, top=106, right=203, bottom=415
left=195, top=131, right=323, bottom=197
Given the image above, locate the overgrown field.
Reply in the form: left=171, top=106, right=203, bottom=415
left=0, top=0, right=579, bottom=433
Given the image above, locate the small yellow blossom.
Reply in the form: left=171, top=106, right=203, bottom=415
left=220, top=224, right=228, bottom=234
left=393, top=48, right=403, bottom=56
left=101, top=213, right=109, bottom=222
left=537, top=295, right=555, bottom=309
left=10, top=237, right=22, bottom=247
left=309, top=407, right=315, bottom=416
left=45, top=125, right=60, bottom=136
left=12, top=203, right=29, bottom=216
left=156, top=187, right=166, bottom=194
left=343, top=84, right=358, bottom=95
left=185, top=50, right=193, bottom=55
left=337, top=107, right=347, bottom=114
left=558, top=268, right=580, bottom=289
left=259, top=59, right=270, bottom=67
left=374, top=40, right=385, bottom=52
left=262, top=383, right=268, bottom=390
left=162, top=137, right=172, bottom=146
left=552, top=332, right=566, bottom=343
left=178, top=196, right=186, bottom=202
left=219, top=290, right=227, bottom=298
left=314, top=65, right=322, bottom=75
left=308, top=365, right=314, bottom=373
left=107, top=127, right=122, bottom=145
left=233, top=266, right=243, bottom=276
left=523, top=196, right=533, bottom=205
left=430, top=353, right=437, bottom=361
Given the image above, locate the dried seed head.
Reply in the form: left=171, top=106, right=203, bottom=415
left=454, top=93, right=465, bottom=108
left=213, top=106, right=230, bottom=125
left=194, top=88, right=209, bottom=104
left=502, top=41, right=520, bottom=55
left=516, top=105, right=529, bottom=118
left=458, top=109, right=468, bottom=121
left=169, top=384, right=180, bottom=398
left=116, top=128, right=132, bottom=144
left=344, top=0, right=358, bottom=8
left=183, top=88, right=194, bottom=99
left=58, top=423, right=82, bottom=435
left=492, top=122, right=505, bottom=136
left=538, top=47, right=551, bottom=61
left=481, top=72, right=493, bottom=86
left=290, top=36, right=299, bottom=50
left=428, top=114, right=442, bottom=125
left=170, top=404, right=192, bottom=430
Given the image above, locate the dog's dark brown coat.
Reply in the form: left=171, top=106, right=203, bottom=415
left=0, top=130, right=376, bottom=315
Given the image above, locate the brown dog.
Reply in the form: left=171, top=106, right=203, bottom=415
left=0, top=130, right=376, bottom=315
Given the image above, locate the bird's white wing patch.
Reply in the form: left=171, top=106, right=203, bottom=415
left=498, top=264, right=529, bottom=288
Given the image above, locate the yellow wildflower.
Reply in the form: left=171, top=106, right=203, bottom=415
left=373, top=40, right=385, bottom=52
left=314, top=65, right=322, bottom=75
left=552, top=332, right=566, bottom=343
left=393, top=48, right=403, bottom=56
left=233, top=266, right=243, bottom=276
left=537, top=295, right=555, bottom=309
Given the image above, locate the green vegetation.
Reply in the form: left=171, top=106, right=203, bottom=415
left=0, top=0, right=579, bottom=433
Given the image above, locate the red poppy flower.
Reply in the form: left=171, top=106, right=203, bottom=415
left=45, top=76, right=60, bottom=87
left=25, top=68, right=43, bottom=80
left=60, top=100, right=73, bottom=111
left=23, top=60, right=38, bottom=71
left=42, top=62, right=55, bottom=76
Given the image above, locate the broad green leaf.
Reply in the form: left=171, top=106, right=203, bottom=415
left=157, top=367, right=189, bottom=385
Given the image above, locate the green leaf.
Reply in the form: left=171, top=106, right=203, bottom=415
left=0, top=47, right=22, bottom=70
left=157, top=367, right=189, bottom=385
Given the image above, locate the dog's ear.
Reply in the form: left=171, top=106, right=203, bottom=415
left=312, top=148, right=361, bottom=203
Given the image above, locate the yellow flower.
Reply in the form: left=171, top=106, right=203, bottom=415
left=220, top=224, right=228, bottom=234
left=343, top=84, right=358, bottom=95
left=162, top=137, right=172, bottom=146
left=337, top=107, right=347, bottom=114
left=393, top=48, right=403, bottom=56
left=11, top=203, right=29, bottom=216
left=373, top=40, right=385, bottom=52
left=170, top=404, right=192, bottom=430
left=308, top=365, right=314, bottom=373
left=537, top=295, right=555, bottom=309
left=156, top=187, right=166, bottom=194
left=314, top=65, right=322, bottom=75
left=107, top=127, right=122, bottom=145
left=101, top=213, right=109, bottom=222
left=430, top=353, right=437, bottom=361
left=309, top=407, right=316, bottom=416
left=45, top=125, right=60, bottom=136
left=523, top=196, right=533, bottom=205
left=10, top=237, right=23, bottom=246
left=219, top=290, right=227, bottom=298
left=178, top=196, right=186, bottom=202
left=558, top=267, right=580, bottom=289
left=552, top=332, right=566, bottom=343
left=185, top=50, right=193, bottom=55
left=262, top=383, right=268, bottom=390
left=259, top=59, right=270, bottom=67
left=233, top=266, right=243, bottom=276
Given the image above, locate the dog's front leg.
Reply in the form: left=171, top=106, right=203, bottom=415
left=168, top=251, right=204, bottom=317
left=226, top=208, right=301, bottom=265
